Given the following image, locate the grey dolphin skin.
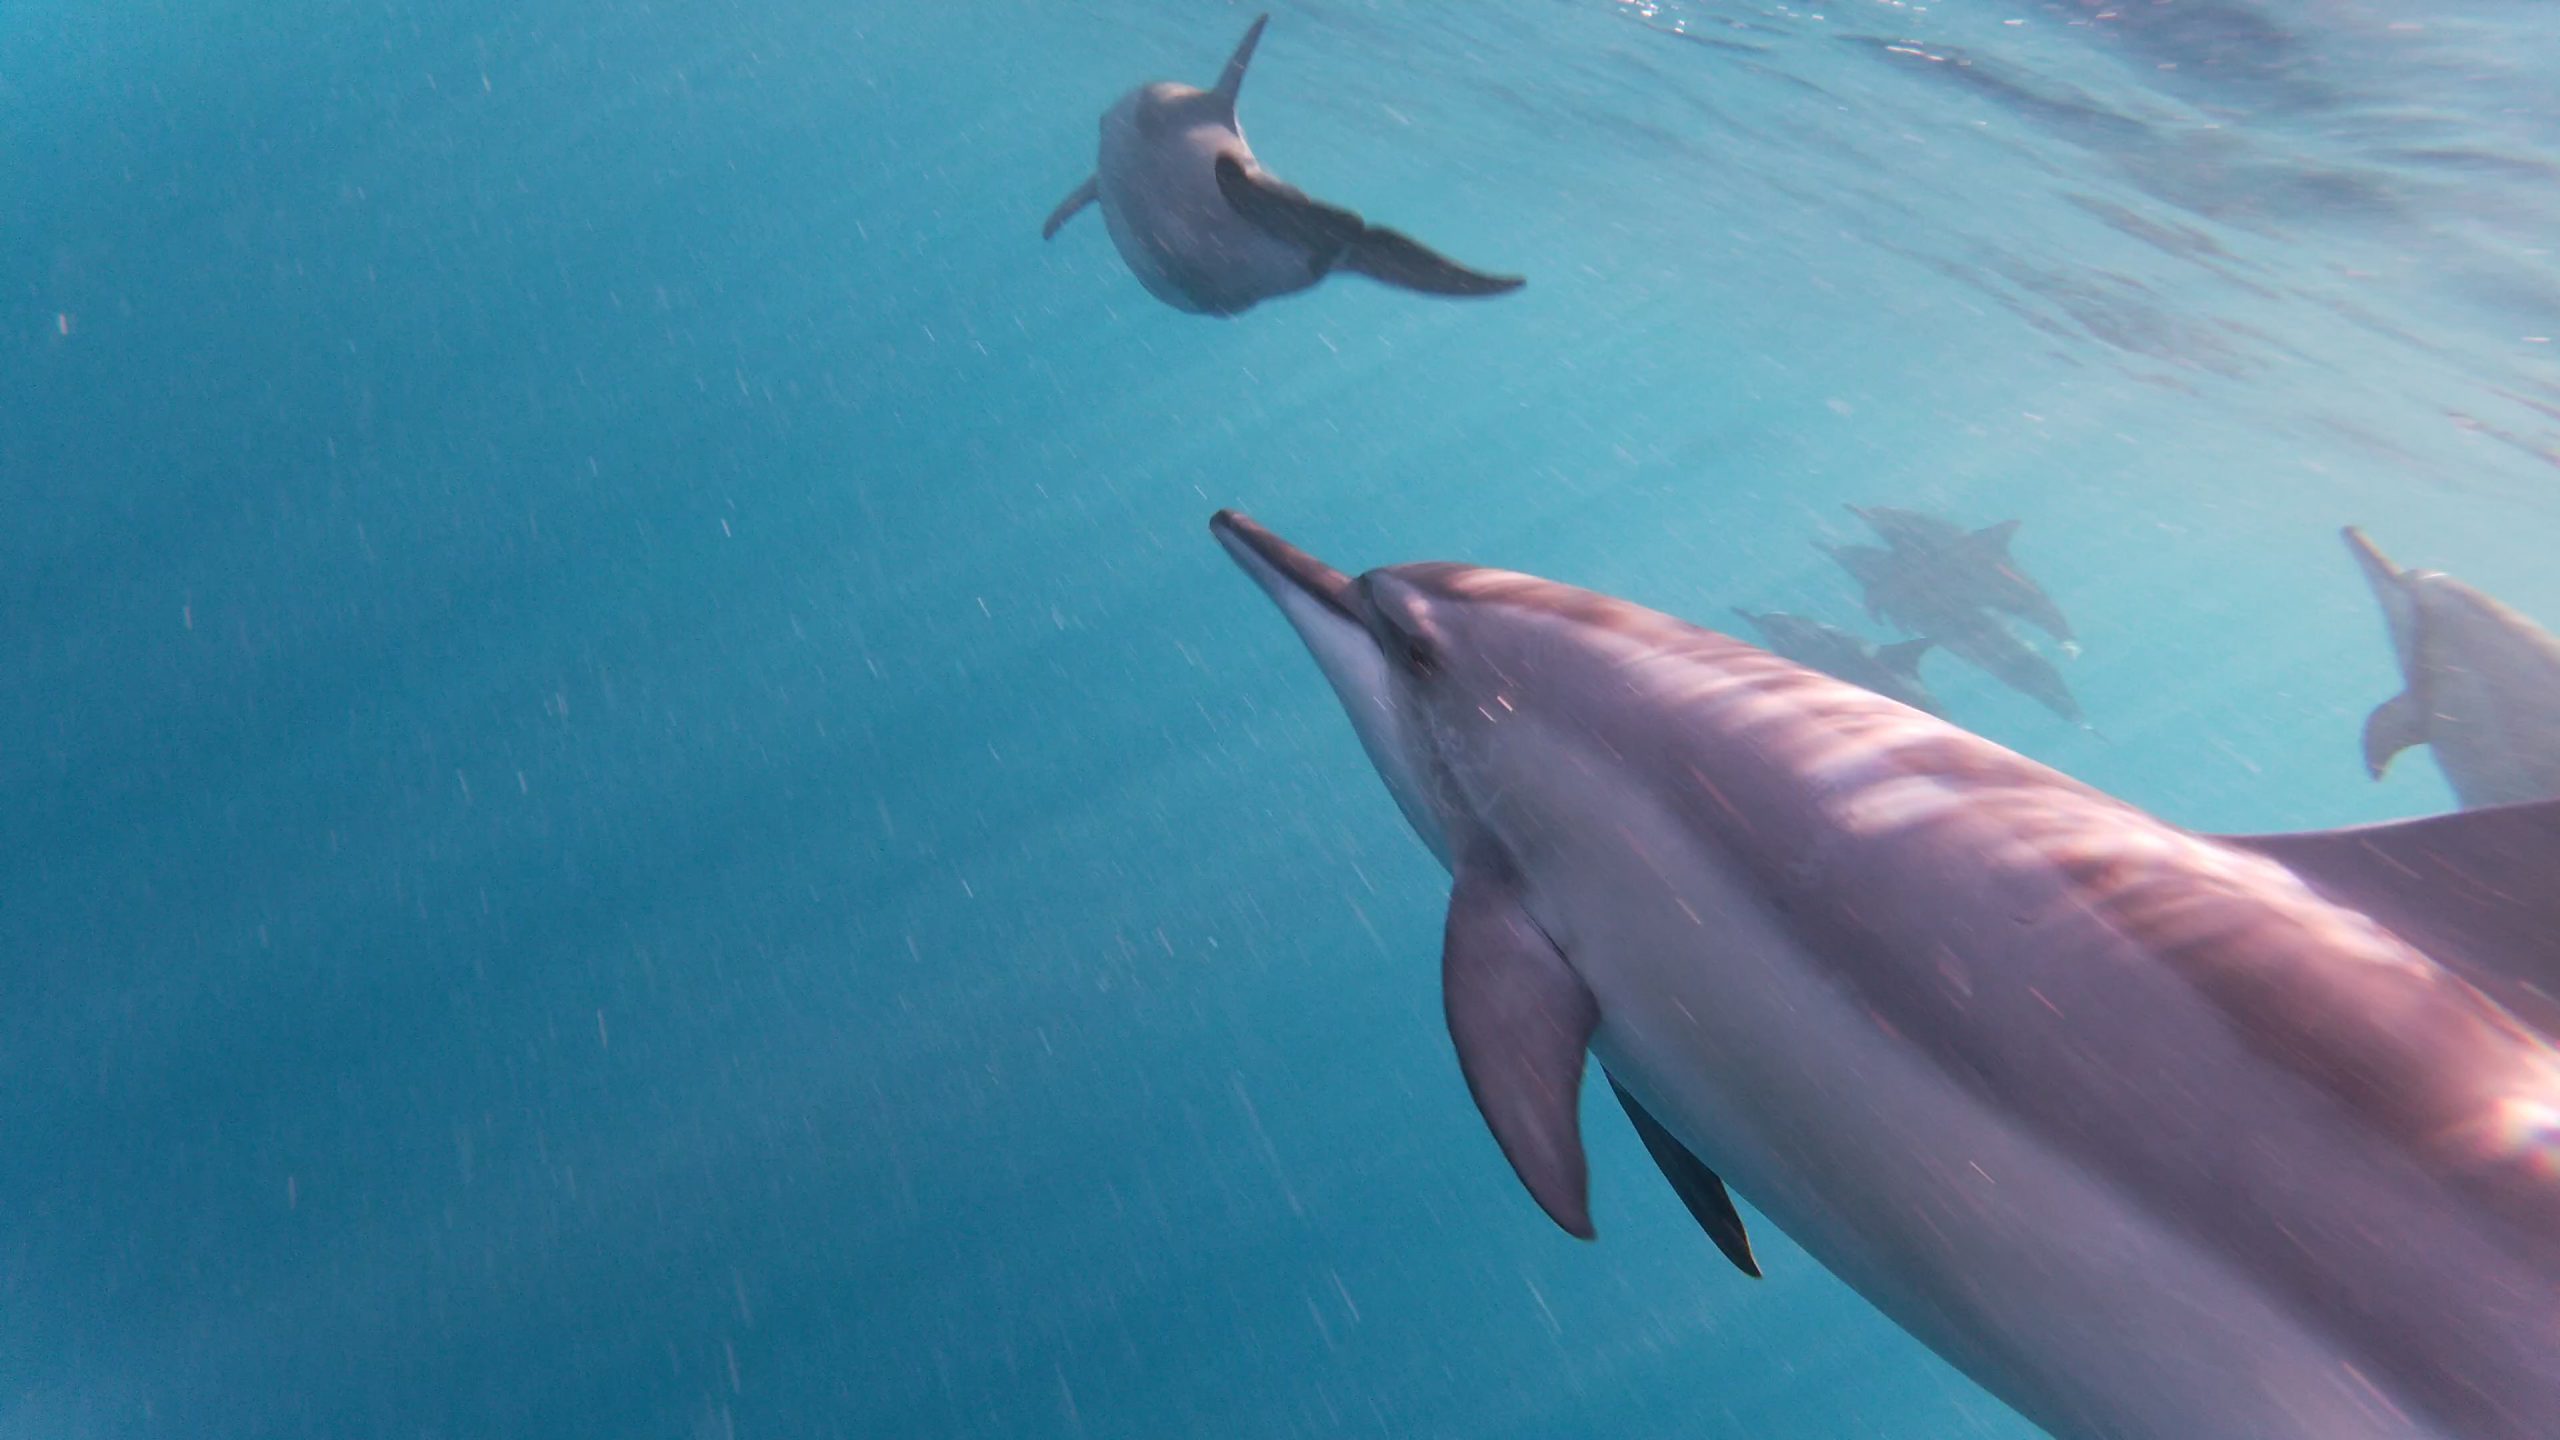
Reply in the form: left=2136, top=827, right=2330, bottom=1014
left=2345, top=526, right=2560, bottom=809
left=1848, top=503, right=2077, bottom=645
left=1042, top=16, right=1525, bottom=316
left=1821, top=540, right=2084, bottom=724
left=1731, top=608, right=1941, bottom=716
left=1213, top=510, right=2560, bottom=1440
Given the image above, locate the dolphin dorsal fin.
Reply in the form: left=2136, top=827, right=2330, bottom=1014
left=1878, top=637, right=1932, bottom=676
left=2221, top=799, right=2560, bottom=1033
left=1969, top=518, right=2022, bottom=554
left=1211, top=13, right=1271, bottom=123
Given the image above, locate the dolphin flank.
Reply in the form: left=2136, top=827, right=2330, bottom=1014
left=1212, top=510, right=2560, bottom=1440
left=2344, top=526, right=2560, bottom=809
left=1042, top=15, right=1524, bottom=316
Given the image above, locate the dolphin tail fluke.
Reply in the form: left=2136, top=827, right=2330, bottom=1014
left=1041, top=175, right=1099, bottom=240
left=1607, top=1075, right=1761, bottom=1277
left=1212, top=14, right=1271, bottom=122
left=1443, top=855, right=1599, bottom=1240
left=1342, top=227, right=1526, bottom=298
left=2362, top=691, right=2427, bottom=780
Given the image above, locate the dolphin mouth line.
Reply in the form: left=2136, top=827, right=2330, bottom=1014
left=1211, top=510, right=1360, bottom=622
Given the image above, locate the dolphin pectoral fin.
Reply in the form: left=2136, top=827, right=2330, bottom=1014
left=1212, top=157, right=1525, bottom=297
left=1444, top=856, right=1600, bottom=1240
left=2362, top=690, right=2428, bottom=779
left=1211, top=14, right=1271, bottom=122
left=1878, top=638, right=1933, bottom=678
left=1213, top=156, right=1366, bottom=268
left=1340, top=227, right=1527, bottom=298
left=2222, top=799, right=2560, bottom=1029
left=1041, top=176, right=1099, bottom=241
left=1606, top=1074, right=1761, bottom=1277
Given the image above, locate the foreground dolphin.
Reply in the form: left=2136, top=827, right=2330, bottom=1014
left=1731, top=608, right=1941, bottom=716
left=1212, top=510, right=2560, bottom=1440
left=1848, top=504, right=2077, bottom=646
left=1042, top=15, right=1524, bottom=316
left=1822, top=541, right=2085, bottom=724
left=2345, top=526, right=2560, bottom=809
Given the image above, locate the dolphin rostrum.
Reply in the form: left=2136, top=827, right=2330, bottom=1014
left=1731, top=608, right=1941, bottom=716
left=1212, top=510, right=2560, bottom=1440
left=2345, top=526, right=2560, bottom=809
left=1041, top=15, right=1525, bottom=316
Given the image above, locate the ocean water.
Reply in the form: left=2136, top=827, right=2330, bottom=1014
left=7, top=1, right=2560, bottom=1436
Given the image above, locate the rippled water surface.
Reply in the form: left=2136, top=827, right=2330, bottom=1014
left=7, top=1, right=2558, bottom=1435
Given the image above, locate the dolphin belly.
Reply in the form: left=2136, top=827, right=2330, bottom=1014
left=1497, top=746, right=2450, bottom=1440
left=2422, top=665, right=2560, bottom=808
left=1097, top=120, right=1316, bottom=314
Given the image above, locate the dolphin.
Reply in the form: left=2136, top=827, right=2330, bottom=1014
left=1848, top=504, right=2078, bottom=647
left=1730, top=608, right=1942, bottom=716
left=1041, top=15, right=1524, bottom=316
left=1211, top=510, right=2560, bottom=1440
left=2345, top=527, right=2560, bottom=809
left=1822, top=541, right=2085, bottom=724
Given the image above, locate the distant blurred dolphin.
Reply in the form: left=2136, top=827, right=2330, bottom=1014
left=1041, top=15, right=1524, bottom=316
left=1214, top=510, right=2560, bottom=1440
left=1847, top=504, right=2076, bottom=646
left=1821, top=540, right=2084, bottom=724
left=1731, top=608, right=1941, bottom=715
left=2345, top=526, right=2560, bottom=808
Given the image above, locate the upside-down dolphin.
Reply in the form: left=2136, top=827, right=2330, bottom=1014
left=1731, top=608, right=1941, bottom=716
left=1211, top=510, right=2560, bottom=1440
left=2344, top=526, right=2560, bottom=809
left=1041, top=15, right=1524, bottom=316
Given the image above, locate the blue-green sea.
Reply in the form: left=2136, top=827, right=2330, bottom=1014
left=8, top=2, right=2559, bottom=1435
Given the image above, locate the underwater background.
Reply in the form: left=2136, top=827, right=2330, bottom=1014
left=8, top=1, right=2560, bottom=1435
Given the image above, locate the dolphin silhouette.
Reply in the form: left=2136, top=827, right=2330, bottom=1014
left=1847, top=504, right=2076, bottom=646
left=1212, top=510, right=2560, bottom=1440
left=1821, top=540, right=2084, bottom=724
left=1042, top=15, right=1524, bottom=316
left=1731, top=608, right=1941, bottom=716
left=2345, top=526, right=2560, bottom=809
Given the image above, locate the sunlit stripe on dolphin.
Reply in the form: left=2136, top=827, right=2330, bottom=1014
left=1210, top=510, right=2560, bottom=1440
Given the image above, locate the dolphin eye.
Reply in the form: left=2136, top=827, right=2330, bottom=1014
left=1358, top=573, right=1445, bottom=676
left=1377, top=611, right=1442, bottom=677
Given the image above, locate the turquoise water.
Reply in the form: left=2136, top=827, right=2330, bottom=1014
left=8, top=2, right=2560, bottom=1435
